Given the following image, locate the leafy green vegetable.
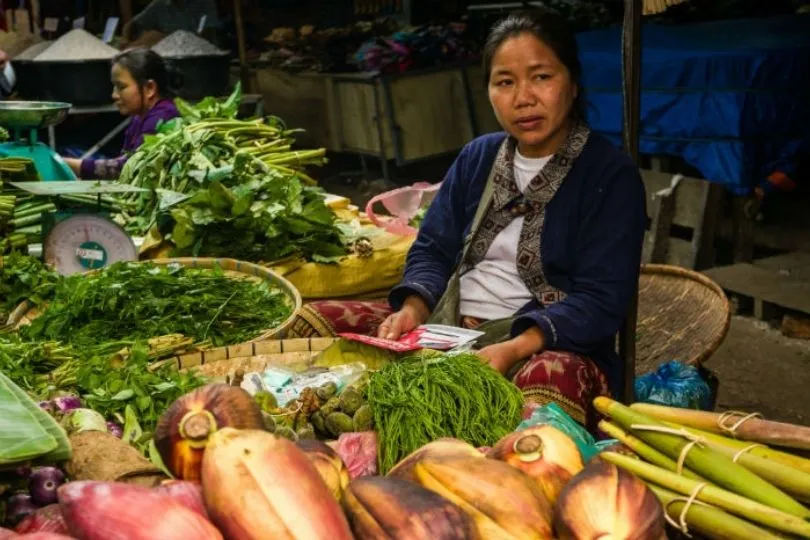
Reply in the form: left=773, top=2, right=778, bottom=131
left=175, top=81, right=243, bottom=122
left=22, top=261, right=292, bottom=349
left=0, top=371, right=70, bottom=465
left=0, top=252, right=59, bottom=320
left=117, top=87, right=346, bottom=263
left=367, top=352, right=524, bottom=474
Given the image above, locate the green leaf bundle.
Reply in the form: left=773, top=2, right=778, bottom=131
left=367, top=352, right=524, bottom=474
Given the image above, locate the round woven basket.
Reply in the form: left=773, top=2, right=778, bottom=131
left=636, top=264, right=731, bottom=375
left=7, top=257, right=303, bottom=342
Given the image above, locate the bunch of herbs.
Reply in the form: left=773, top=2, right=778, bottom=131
left=0, top=252, right=59, bottom=321
left=21, top=261, right=292, bottom=349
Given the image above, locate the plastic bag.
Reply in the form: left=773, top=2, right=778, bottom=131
left=364, top=182, right=441, bottom=236
left=635, top=360, right=713, bottom=410
left=517, top=402, right=600, bottom=462
left=330, top=431, right=378, bottom=479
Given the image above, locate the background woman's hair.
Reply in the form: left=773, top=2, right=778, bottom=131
left=482, top=10, right=587, bottom=122
left=113, top=48, right=183, bottom=99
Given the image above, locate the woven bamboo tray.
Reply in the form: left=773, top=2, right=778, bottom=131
left=153, top=337, right=339, bottom=377
left=636, top=264, right=731, bottom=375
left=7, top=257, right=303, bottom=343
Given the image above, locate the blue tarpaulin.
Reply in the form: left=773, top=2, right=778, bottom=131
left=577, top=15, right=810, bottom=195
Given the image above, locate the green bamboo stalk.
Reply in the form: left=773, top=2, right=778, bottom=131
left=10, top=213, right=48, bottom=228
left=599, top=420, right=706, bottom=481
left=601, top=452, right=810, bottom=538
left=594, top=397, right=810, bottom=518
left=648, top=484, right=784, bottom=540
left=661, top=422, right=810, bottom=475
left=654, top=422, right=810, bottom=502
left=631, top=402, right=810, bottom=451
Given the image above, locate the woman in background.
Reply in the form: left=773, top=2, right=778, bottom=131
left=63, top=48, right=180, bottom=180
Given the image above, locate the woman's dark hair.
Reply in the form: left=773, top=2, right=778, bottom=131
left=112, top=48, right=183, bottom=99
left=483, top=10, right=586, bottom=122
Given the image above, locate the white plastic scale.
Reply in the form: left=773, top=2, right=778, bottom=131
left=10, top=181, right=147, bottom=275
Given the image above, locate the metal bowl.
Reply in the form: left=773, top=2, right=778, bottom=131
left=0, top=101, right=72, bottom=129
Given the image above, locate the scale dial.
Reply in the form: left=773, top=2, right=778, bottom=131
left=43, top=215, right=137, bottom=275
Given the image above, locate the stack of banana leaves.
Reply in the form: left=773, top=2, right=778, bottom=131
left=116, top=83, right=347, bottom=264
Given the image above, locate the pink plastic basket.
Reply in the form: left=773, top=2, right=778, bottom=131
left=364, top=182, right=441, bottom=236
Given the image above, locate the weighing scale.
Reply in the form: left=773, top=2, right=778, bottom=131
left=9, top=181, right=148, bottom=276
left=0, top=101, right=76, bottom=181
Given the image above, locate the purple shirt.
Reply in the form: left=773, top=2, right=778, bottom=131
left=79, top=98, right=180, bottom=180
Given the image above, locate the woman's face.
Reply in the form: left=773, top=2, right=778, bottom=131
left=111, top=63, right=143, bottom=116
left=488, top=32, right=578, bottom=158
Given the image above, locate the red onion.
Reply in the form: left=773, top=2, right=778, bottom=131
left=105, top=422, right=123, bottom=438
left=0, top=527, right=18, bottom=539
left=29, top=468, right=66, bottom=507
left=6, top=494, right=37, bottom=526
left=37, top=401, right=53, bottom=414
left=154, top=481, right=208, bottom=518
left=51, top=396, right=81, bottom=415
left=14, top=505, right=68, bottom=535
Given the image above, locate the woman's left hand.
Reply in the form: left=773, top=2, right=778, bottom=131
left=478, top=341, right=523, bottom=374
left=478, top=326, right=546, bottom=375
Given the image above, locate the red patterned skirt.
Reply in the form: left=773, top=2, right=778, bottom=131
left=289, top=301, right=609, bottom=430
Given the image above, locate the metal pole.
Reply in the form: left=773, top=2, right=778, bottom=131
left=233, top=0, right=250, bottom=90
left=619, top=0, right=642, bottom=404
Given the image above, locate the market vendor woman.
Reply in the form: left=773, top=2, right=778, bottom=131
left=63, top=48, right=180, bottom=180
left=292, top=11, right=646, bottom=430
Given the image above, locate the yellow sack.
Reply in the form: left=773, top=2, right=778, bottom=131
left=268, top=230, right=413, bottom=300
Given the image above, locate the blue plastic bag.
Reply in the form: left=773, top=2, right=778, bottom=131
left=635, top=360, right=713, bottom=410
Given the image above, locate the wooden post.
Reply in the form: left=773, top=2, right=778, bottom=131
left=619, top=0, right=642, bottom=404
left=118, top=0, right=133, bottom=27
left=233, top=0, right=250, bottom=90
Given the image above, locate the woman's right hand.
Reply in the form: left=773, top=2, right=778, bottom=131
left=378, top=296, right=430, bottom=340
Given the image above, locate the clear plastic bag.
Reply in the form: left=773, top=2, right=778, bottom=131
left=635, top=360, right=713, bottom=410
left=517, top=402, right=600, bottom=462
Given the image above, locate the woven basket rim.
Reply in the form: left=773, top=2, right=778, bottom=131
left=639, top=263, right=732, bottom=366
left=6, top=257, right=303, bottom=343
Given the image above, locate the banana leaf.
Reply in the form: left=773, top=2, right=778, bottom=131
left=0, top=372, right=71, bottom=465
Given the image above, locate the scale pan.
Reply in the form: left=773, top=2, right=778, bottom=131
left=0, top=101, right=72, bottom=129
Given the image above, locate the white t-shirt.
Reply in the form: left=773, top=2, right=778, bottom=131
left=459, top=150, right=551, bottom=320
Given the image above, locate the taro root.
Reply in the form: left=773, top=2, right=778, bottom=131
left=153, top=384, right=265, bottom=481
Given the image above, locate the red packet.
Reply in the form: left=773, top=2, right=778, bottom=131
left=339, top=325, right=484, bottom=352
